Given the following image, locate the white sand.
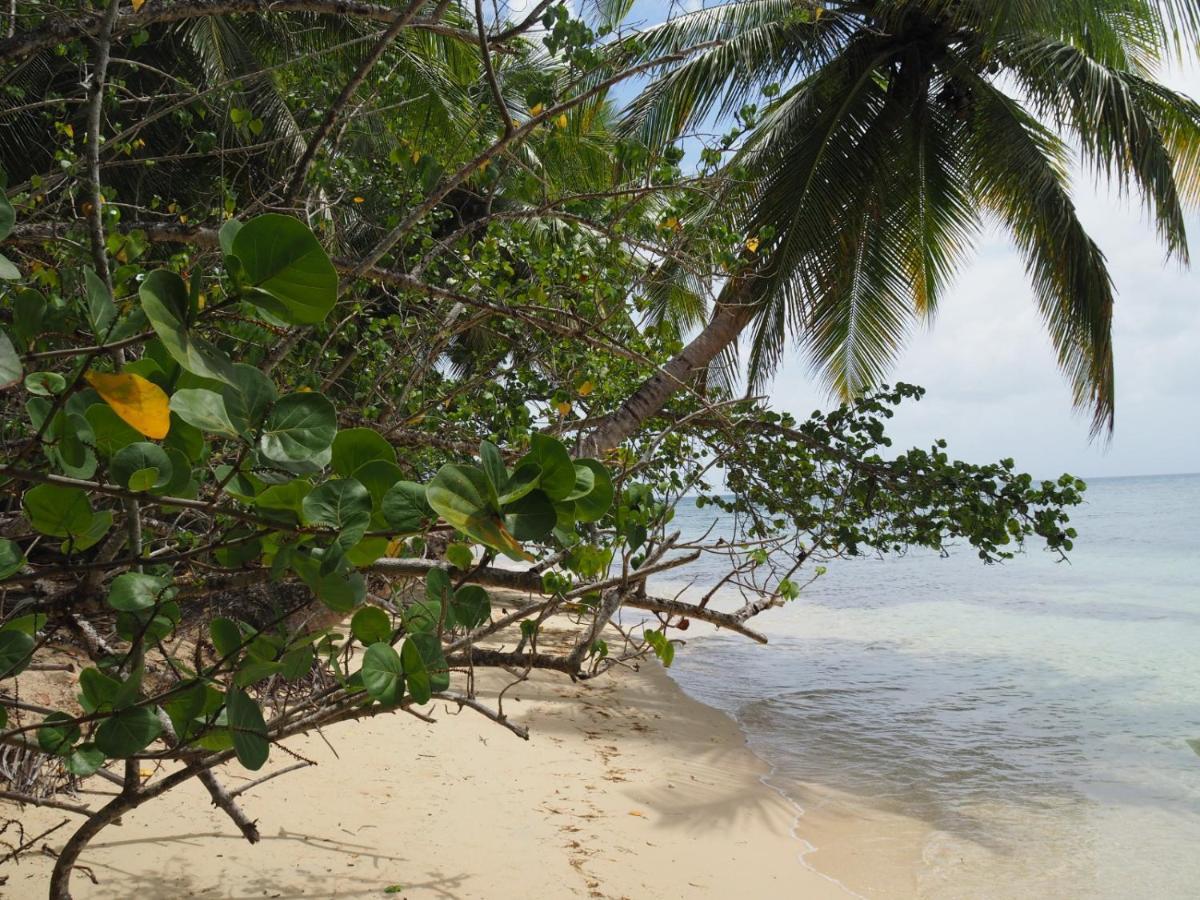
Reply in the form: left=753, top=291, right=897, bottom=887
left=4, top=655, right=860, bottom=899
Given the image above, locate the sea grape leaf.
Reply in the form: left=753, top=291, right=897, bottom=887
left=259, top=392, right=337, bottom=463
left=139, top=270, right=236, bottom=385
left=85, top=371, right=170, bottom=439
left=332, top=427, right=395, bottom=476
left=361, top=642, right=405, bottom=705
left=231, top=214, right=338, bottom=326
left=225, top=688, right=269, bottom=770
left=95, top=706, right=162, bottom=758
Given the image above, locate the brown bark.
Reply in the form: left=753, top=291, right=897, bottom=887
left=580, top=277, right=758, bottom=456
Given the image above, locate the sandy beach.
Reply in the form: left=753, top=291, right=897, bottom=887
left=3, top=639, right=858, bottom=899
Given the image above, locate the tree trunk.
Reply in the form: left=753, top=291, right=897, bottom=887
left=580, top=278, right=756, bottom=456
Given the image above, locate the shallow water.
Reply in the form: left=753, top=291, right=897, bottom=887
left=655, top=474, right=1200, bottom=898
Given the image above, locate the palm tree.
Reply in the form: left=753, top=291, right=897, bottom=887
left=582, top=0, right=1200, bottom=454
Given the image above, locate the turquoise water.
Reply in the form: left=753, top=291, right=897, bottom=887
left=655, top=474, right=1200, bottom=898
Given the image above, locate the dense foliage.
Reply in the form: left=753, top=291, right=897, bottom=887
left=0, top=1, right=1190, bottom=896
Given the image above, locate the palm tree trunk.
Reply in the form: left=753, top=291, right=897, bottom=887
left=580, top=277, right=756, bottom=456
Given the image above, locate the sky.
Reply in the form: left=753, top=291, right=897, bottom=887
left=504, top=0, right=1200, bottom=479
left=766, top=67, right=1200, bottom=480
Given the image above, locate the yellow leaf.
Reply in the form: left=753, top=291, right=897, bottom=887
left=664, top=216, right=680, bottom=231
left=529, top=102, right=544, bottom=117
left=353, top=196, right=365, bottom=204
left=577, top=380, right=594, bottom=397
left=85, top=371, right=171, bottom=440
left=386, top=538, right=405, bottom=557
left=745, top=236, right=760, bottom=253
left=411, top=150, right=421, bottom=164
left=555, top=400, right=572, bottom=416
left=132, top=0, right=146, bottom=10
left=178, top=214, right=188, bottom=224
left=63, top=124, right=74, bottom=138
left=555, top=114, right=569, bottom=129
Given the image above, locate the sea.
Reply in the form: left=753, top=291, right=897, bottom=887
left=650, top=473, right=1200, bottom=899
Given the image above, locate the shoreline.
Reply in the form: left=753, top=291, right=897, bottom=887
left=657, top=649, right=926, bottom=900
left=5, top=639, right=862, bottom=899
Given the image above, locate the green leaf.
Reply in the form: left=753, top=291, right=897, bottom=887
left=445, top=542, right=473, bottom=570
left=302, top=478, right=371, bottom=548
left=12, top=289, right=46, bottom=348
left=361, top=642, right=405, bottom=705
left=95, top=706, right=162, bottom=758
left=573, top=459, right=614, bottom=523
left=345, top=535, right=387, bottom=566
left=254, top=480, right=311, bottom=524
left=0, top=539, right=24, bottom=579
left=65, top=743, right=106, bottom=777
left=427, top=464, right=496, bottom=525
left=23, top=484, right=93, bottom=538
left=140, top=270, right=236, bottom=385
left=79, top=666, right=122, bottom=713
left=235, top=660, right=284, bottom=686
left=85, top=267, right=117, bottom=337
left=210, top=618, right=243, bottom=659
left=159, top=446, right=193, bottom=495
left=86, top=403, right=141, bottom=457
left=0, top=252, right=18, bottom=280
left=38, top=712, right=80, bottom=756
left=292, top=552, right=365, bottom=612
left=0, top=190, right=14, bottom=241
left=381, top=481, right=432, bottom=532
left=401, top=633, right=449, bottom=704
left=526, top=434, right=576, bottom=500
left=24, top=371, right=65, bottom=396
left=426, top=567, right=450, bottom=603
left=107, top=572, right=172, bottom=612
left=222, top=363, right=277, bottom=434
left=355, top=460, right=403, bottom=515
left=226, top=687, right=269, bottom=770
left=170, top=388, right=242, bottom=439
left=259, top=392, right=337, bottom=463
left=498, top=462, right=541, bottom=505
left=111, top=442, right=173, bottom=491
left=232, top=214, right=338, bottom=325
left=451, top=585, right=490, bottom=630
left=1, top=613, right=45, bottom=636
left=67, top=509, right=112, bottom=553
left=0, top=630, right=34, bottom=678
left=0, top=329, right=22, bottom=389
left=280, top=645, right=314, bottom=680
left=564, top=463, right=596, bottom=501
left=351, top=606, right=392, bottom=645
left=331, top=427, right=395, bottom=476
left=218, top=218, right=243, bottom=256
left=56, top=412, right=97, bottom=479
left=479, top=441, right=507, bottom=501
left=503, top=490, right=556, bottom=541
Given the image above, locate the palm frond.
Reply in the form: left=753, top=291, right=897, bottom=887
left=998, top=35, right=1190, bottom=259
left=954, top=65, right=1116, bottom=434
